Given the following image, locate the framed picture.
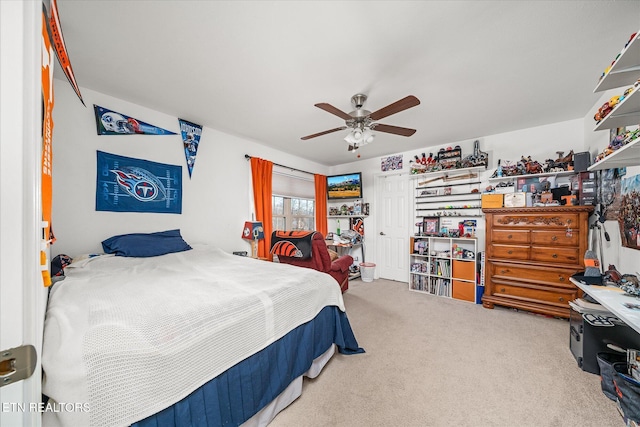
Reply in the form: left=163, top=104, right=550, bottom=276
left=422, top=216, right=440, bottom=236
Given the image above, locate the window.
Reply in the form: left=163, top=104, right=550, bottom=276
left=271, top=168, right=316, bottom=231
left=272, top=196, right=315, bottom=231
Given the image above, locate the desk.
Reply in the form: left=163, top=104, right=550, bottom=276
left=571, top=277, right=640, bottom=335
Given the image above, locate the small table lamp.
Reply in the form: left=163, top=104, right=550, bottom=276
left=242, top=221, right=264, bottom=258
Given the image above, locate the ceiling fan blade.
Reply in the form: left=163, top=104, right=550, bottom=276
left=369, top=95, right=420, bottom=121
left=314, top=103, right=353, bottom=121
left=372, top=123, right=416, bottom=137
left=301, top=126, right=347, bottom=140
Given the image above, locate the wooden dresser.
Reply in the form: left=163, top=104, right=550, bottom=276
left=482, top=206, right=593, bottom=318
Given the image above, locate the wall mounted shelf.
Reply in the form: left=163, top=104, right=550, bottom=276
left=588, top=136, right=640, bottom=171
left=488, top=170, right=576, bottom=183
left=590, top=29, right=640, bottom=172
left=594, top=32, right=640, bottom=93
left=593, top=87, right=640, bottom=132
left=409, top=165, right=486, bottom=181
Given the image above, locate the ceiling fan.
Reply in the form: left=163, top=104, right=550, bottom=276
left=301, top=94, right=420, bottom=151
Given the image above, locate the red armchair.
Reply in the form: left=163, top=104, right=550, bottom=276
left=273, top=231, right=353, bottom=293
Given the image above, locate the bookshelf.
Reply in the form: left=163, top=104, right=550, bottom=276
left=409, top=236, right=482, bottom=303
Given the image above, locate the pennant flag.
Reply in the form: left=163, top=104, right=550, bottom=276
left=47, top=0, right=85, bottom=106
left=96, top=151, right=182, bottom=214
left=94, top=105, right=177, bottom=135
left=41, top=4, right=56, bottom=287
left=178, top=119, right=203, bottom=178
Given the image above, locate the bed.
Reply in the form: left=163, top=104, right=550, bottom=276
left=41, top=241, right=363, bottom=427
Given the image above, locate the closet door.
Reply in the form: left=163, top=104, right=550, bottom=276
left=0, top=2, right=45, bottom=425
left=376, top=173, right=410, bottom=282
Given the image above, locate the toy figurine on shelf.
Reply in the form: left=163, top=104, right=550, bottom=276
left=556, top=150, right=574, bottom=166
left=426, top=153, right=435, bottom=165
left=495, top=159, right=503, bottom=177
left=410, top=159, right=427, bottom=174
left=544, top=158, right=565, bottom=173
left=460, top=140, right=489, bottom=168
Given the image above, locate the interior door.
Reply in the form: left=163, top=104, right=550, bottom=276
left=1, top=2, right=44, bottom=426
left=376, top=173, right=410, bottom=282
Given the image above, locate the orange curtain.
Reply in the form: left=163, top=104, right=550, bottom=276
left=314, top=174, right=328, bottom=236
left=250, top=157, right=273, bottom=258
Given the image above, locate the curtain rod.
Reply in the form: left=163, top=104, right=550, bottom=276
left=244, top=154, right=316, bottom=176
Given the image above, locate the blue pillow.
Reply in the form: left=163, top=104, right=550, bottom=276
left=101, top=229, right=192, bottom=257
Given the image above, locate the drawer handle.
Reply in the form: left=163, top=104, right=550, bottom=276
left=500, top=269, right=510, bottom=274
left=500, top=288, right=506, bottom=293
left=552, top=254, right=558, bottom=258
left=551, top=236, right=558, bottom=241
left=507, top=234, right=513, bottom=239
left=559, top=276, right=565, bottom=282
left=559, top=297, right=565, bottom=302
left=507, top=250, right=513, bottom=254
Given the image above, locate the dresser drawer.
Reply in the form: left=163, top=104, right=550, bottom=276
left=491, top=229, right=530, bottom=244
left=491, top=280, right=577, bottom=306
left=531, top=230, right=579, bottom=247
left=490, top=244, right=530, bottom=260
left=531, top=246, right=580, bottom=265
left=493, top=213, right=579, bottom=228
left=489, top=262, right=579, bottom=289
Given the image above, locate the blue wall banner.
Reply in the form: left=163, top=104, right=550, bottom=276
left=94, top=105, right=177, bottom=135
left=96, top=151, right=182, bottom=214
left=179, top=118, right=202, bottom=178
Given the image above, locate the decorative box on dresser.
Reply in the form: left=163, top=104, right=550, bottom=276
left=482, top=206, right=593, bottom=318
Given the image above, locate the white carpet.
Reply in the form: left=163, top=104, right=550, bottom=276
left=270, top=278, right=622, bottom=427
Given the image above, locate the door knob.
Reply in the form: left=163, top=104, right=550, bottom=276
left=379, top=232, right=386, bottom=236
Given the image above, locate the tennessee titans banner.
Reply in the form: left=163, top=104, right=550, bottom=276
left=96, top=151, right=182, bottom=214
left=179, top=119, right=202, bottom=178
left=94, top=105, right=177, bottom=136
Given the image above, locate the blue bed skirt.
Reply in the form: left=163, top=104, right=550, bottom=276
left=131, top=306, right=364, bottom=427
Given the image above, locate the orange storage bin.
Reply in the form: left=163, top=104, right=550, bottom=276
left=452, top=280, right=476, bottom=302
left=452, top=259, right=475, bottom=281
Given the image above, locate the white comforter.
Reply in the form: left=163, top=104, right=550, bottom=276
left=42, top=246, right=344, bottom=427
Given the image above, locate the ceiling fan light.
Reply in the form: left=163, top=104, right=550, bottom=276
left=344, top=133, right=357, bottom=144
left=352, top=128, right=363, bottom=140
left=362, top=129, right=375, bottom=144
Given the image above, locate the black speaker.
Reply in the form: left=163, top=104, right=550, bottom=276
left=574, top=151, right=591, bottom=172
left=551, top=186, right=571, bottom=202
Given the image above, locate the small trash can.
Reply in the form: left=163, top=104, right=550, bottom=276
left=359, top=262, right=376, bottom=282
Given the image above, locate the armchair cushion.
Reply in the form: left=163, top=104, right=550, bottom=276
left=330, top=254, right=353, bottom=273
left=272, top=231, right=354, bottom=293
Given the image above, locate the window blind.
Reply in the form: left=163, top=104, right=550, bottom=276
left=272, top=168, right=315, bottom=199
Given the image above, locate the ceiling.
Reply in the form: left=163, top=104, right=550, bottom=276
left=54, top=1, right=640, bottom=166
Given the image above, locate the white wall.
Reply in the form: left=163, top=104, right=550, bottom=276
left=53, top=79, right=638, bottom=277
left=51, top=82, right=330, bottom=257
left=330, top=119, right=586, bottom=269
left=583, top=90, right=640, bottom=275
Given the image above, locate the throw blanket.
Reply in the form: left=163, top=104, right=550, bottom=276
left=41, top=245, right=345, bottom=427
left=270, top=230, right=316, bottom=259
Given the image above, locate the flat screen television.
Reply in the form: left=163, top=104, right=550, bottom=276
left=327, top=172, right=363, bottom=200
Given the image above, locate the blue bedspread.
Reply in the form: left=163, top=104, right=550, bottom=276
left=132, top=306, right=363, bottom=427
